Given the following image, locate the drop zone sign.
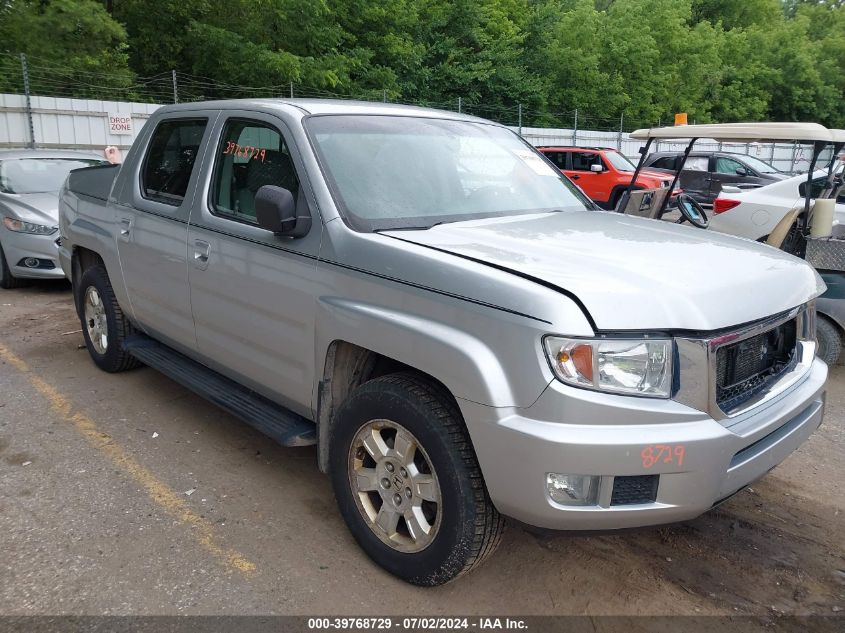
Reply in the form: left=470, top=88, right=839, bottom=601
left=108, top=113, right=133, bottom=135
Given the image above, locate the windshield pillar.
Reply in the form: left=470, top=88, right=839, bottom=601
left=616, top=138, right=652, bottom=212
left=655, top=138, right=697, bottom=219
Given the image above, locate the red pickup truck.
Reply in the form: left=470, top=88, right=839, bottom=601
left=538, top=146, right=676, bottom=209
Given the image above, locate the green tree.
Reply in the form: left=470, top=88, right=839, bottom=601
left=0, top=0, right=133, bottom=97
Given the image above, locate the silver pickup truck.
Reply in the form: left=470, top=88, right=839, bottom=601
left=59, top=100, right=827, bottom=586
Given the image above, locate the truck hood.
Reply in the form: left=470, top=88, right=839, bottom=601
left=383, top=210, right=824, bottom=331
left=0, top=192, right=59, bottom=226
left=638, top=169, right=675, bottom=183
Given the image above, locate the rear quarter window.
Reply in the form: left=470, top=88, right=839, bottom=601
left=141, top=118, right=208, bottom=206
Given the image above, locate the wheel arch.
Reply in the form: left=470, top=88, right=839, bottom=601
left=71, top=246, right=105, bottom=318
left=316, top=339, right=465, bottom=473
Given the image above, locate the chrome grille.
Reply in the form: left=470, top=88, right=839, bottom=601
left=715, top=319, right=798, bottom=412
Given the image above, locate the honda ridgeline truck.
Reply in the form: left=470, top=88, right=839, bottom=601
left=58, top=100, right=827, bottom=586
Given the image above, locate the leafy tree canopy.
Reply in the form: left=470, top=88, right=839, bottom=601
left=0, top=0, right=843, bottom=128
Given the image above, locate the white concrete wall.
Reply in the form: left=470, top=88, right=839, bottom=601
left=0, top=93, right=160, bottom=151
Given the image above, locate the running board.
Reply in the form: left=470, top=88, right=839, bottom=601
left=123, top=335, right=316, bottom=447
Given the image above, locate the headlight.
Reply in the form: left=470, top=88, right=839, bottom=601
left=544, top=336, right=673, bottom=397
left=3, top=216, right=58, bottom=235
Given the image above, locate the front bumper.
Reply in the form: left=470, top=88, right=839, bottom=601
left=1, top=229, right=65, bottom=280
left=461, top=358, right=826, bottom=530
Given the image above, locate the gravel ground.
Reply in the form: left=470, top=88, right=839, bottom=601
left=0, top=281, right=843, bottom=619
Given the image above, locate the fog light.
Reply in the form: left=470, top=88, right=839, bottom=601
left=546, top=473, right=600, bottom=506
left=24, top=258, right=39, bottom=268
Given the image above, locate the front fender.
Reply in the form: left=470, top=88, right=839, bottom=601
left=315, top=296, right=524, bottom=408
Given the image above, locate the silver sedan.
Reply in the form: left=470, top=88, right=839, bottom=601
left=0, top=149, right=106, bottom=288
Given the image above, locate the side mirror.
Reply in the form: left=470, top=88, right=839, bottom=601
left=255, top=185, right=311, bottom=237
left=735, top=167, right=748, bottom=177
left=590, top=164, right=603, bottom=173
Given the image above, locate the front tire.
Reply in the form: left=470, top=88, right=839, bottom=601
left=77, top=264, right=140, bottom=372
left=330, top=373, right=504, bottom=586
left=0, top=242, right=26, bottom=289
left=816, top=316, right=842, bottom=366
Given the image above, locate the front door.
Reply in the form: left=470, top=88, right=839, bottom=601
left=711, top=155, right=752, bottom=199
left=565, top=151, right=609, bottom=203
left=185, top=113, right=322, bottom=417
left=116, top=113, right=217, bottom=351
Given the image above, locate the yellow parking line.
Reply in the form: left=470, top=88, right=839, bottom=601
left=0, top=343, right=256, bottom=575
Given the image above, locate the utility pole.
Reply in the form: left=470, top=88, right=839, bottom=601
left=171, top=70, right=179, bottom=104
left=518, top=103, right=522, bottom=137
left=457, top=96, right=462, bottom=114
left=20, top=54, right=35, bottom=149
left=617, top=112, right=624, bottom=151
left=290, top=82, right=294, bottom=99
left=383, top=89, right=387, bottom=103
left=571, top=109, right=578, bottom=145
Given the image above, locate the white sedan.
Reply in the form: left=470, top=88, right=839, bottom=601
left=709, top=169, right=845, bottom=242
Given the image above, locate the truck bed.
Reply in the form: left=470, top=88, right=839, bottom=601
left=66, top=163, right=120, bottom=202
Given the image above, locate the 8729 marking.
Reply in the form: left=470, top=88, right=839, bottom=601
left=641, top=444, right=685, bottom=469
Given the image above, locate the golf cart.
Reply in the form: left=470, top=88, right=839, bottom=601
left=617, top=122, right=845, bottom=364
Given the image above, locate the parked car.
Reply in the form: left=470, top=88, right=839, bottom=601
left=537, top=146, right=675, bottom=209
left=0, top=149, right=106, bottom=288
left=60, top=100, right=826, bottom=586
left=643, top=151, right=788, bottom=205
left=710, top=169, right=845, bottom=242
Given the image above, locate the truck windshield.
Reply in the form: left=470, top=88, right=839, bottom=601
left=306, top=115, right=591, bottom=231
left=0, top=157, right=104, bottom=194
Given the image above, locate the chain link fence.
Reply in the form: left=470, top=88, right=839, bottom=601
left=0, top=52, right=831, bottom=172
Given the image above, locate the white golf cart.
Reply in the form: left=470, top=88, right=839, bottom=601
left=618, top=122, right=845, bottom=364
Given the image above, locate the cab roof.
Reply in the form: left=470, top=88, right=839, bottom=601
left=155, top=98, right=491, bottom=124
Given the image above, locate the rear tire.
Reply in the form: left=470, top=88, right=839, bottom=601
left=77, top=264, right=140, bottom=372
left=0, top=242, right=26, bottom=289
left=329, top=372, right=504, bottom=586
left=816, top=316, right=842, bottom=366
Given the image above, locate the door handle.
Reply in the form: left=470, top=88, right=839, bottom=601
left=193, top=240, right=211, bottom=270
left=119, top=218, right=132, bottom=242
left=570, top=175, right=580, bottom=180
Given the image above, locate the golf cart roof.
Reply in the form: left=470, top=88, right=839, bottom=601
left=830, top=129, right=845, bottom=143
left=630, top=122, right=832, bottom=143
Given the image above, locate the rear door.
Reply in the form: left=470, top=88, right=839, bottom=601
left=677, top=155, right=712, bottom=203
left=116, top=112, right=217, bottom=351
left=185, top=111, right=321, bottom=417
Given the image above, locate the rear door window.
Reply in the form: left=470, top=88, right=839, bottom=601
left=543, top=151, right=567, bottom=169
left=210, top=119, right=300, bottom=224
left=685, top=156, right=710, bottom=172
left=141, top=119, right=208, bottom=206
left=799, top=176, right=832, bottom=200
